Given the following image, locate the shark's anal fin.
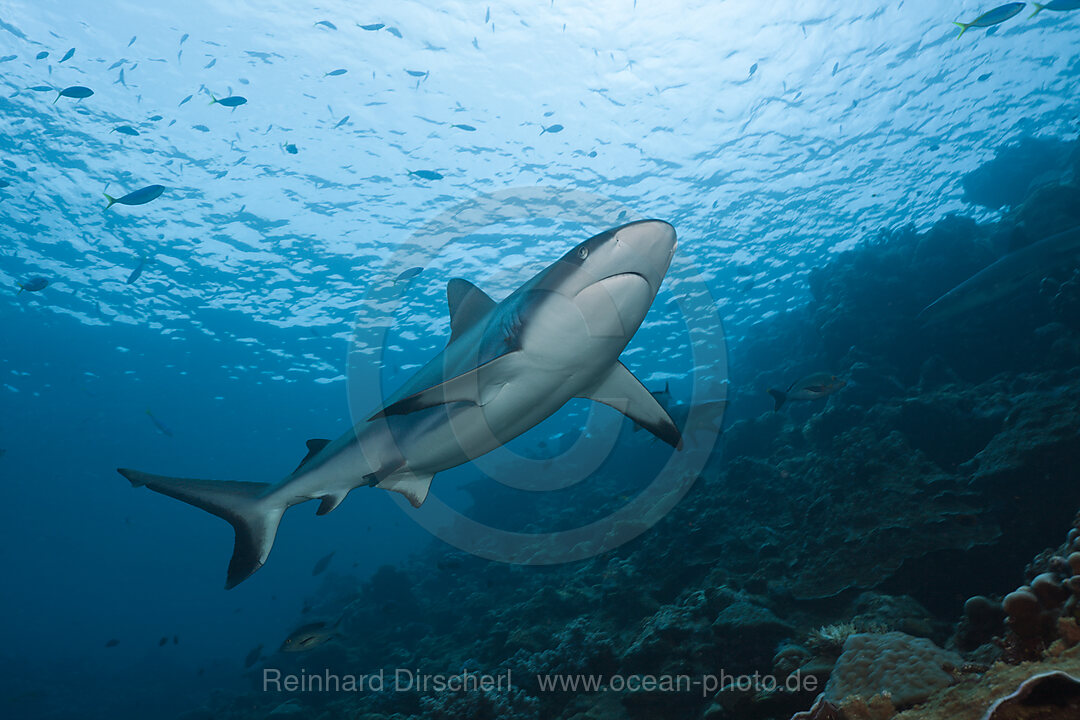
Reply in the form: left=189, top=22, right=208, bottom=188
left=447, top=278, right=496, bottom=344
left=116, top=468, right=283, bottom=589
left=580, top=362, right=682, bottom=449
left=315, top=493, right=346, bottom=516
left=369, top=351, right=521, bottom=419
left=376, top=472, right=435, bottom=508
left=295, top=438, right=331, bottom=471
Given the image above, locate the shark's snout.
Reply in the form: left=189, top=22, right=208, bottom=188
left=610, top=219, right=677, bottom=290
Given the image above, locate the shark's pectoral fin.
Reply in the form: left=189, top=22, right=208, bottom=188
left=376, top=472, right=435, bottom=508
left=369, top=351, right=522, bottom=419
left=581, top=362, right=683, bottom=449
left=295, top=438, right=331, bottom=471
left=447, top=278, right=496, bottom=344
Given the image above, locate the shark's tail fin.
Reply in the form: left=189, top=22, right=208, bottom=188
left=117, top=468, right=284, bottom=589
left=767, top=388, right=787, bottom=411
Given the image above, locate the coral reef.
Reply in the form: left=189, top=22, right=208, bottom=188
left=892, top=645, right=1080, bottom=720
left=824, top=632, right=961, bottom=709
left=979, top=670, right=1080, bottom=720
left=960, top=135, right=1076, bottom=210
left=995, top=513, right=1080, bottom=663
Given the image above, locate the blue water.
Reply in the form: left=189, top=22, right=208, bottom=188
left=2, top=2, right=1079, bottom=719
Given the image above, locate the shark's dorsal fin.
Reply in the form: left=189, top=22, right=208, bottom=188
left=580, top=362, right=682, bottom=449
left=369, top=351, right=522, bottom=419
left=447, top=278, right=496, bottom=344
left=295, top=438, right=331, bottom=471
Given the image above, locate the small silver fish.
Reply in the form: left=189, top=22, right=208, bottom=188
left=145, top=409, right=173, bottom=437
left=312, top=551, right=334, bottom=576
left=127, top=255, right=149, bottom=284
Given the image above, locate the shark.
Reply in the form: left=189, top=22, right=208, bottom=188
left=118, top=219, right=682, bottom=588
left=919, top=225, right=1080, bottom=325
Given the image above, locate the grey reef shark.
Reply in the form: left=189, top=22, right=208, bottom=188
left=118, top=220, right=682, bottom=588
left=919, top=225, right=1080, bottom=325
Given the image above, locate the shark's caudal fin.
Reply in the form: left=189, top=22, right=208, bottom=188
left=768, top=388, right=787, bottom=411
left=117, top=468, right=284, bottom=589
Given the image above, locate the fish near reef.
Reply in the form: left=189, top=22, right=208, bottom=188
left=768, top=372, right=846, bottom=411
left=279, top=620, right=341, bottom=652
left=311, top=551, right=334, bottom=576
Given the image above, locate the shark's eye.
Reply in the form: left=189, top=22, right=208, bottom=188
left=577, top=247, right=589, bottom=260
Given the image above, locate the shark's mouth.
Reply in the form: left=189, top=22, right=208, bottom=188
left=578, top=271, right=651, bottom=293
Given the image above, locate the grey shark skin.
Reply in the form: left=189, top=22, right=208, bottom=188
left=919, top=225, right=1080, bottom=325
left=118, top=219, right=681, bottom=588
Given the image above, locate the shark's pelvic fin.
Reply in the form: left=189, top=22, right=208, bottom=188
left=369, top=351, right=522, bottom=419
left=581, top=362, right=683, bottom=449
left=362, top=459, right=405, bottom=487
left=446, top=278, right=496, bottom=344
left=295, top=438, right=332, bottom=471
left=377, top=472, right=435, bottom=508
left=116, top=468, right=284, bottom=589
